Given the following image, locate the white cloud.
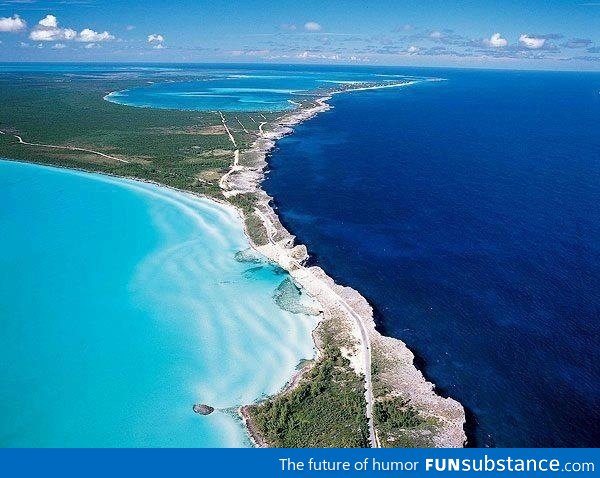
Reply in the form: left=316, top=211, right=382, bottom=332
left=0, top=14, right=27, bottom=32
left=484, top=32, right=508, bottom=47
left=147, top=34, right=165, bottom=49
left=84, top=42, right=97, bottom=49
left=407, top=45, right=419, bottom=53
left=297, top=50, right=339, bottom=60
left=38, top=14, right=57, bottom=28
left=430, top=30, right=443, bottom=39
left=63, top=29, right=78, bottom=40
left=304, top=21, right=322, bottom=32
left=30, top=26, right=76, bottom=41
left=126, top=25, right=135, bottom=31
left=51, top=43, right=66, bottom=49
left=147, top=33, right=164, bottom=43
left=30, top=15, right=114, bottom=43
left=78, top=28, right=114, bottom=42
left=519, top=34, right=546, bottom=49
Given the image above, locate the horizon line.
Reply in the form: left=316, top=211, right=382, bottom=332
left=0, top=60, right=598, bottom=73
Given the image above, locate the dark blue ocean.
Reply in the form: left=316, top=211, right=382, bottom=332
left=264, top=69, right=600, bottom=447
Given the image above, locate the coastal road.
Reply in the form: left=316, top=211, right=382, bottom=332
left=218, top=149, right=240, bottom=191
left=218, top=111, right=378, bottom=447
left=253, top=207, right=378, bottom=448
left=333, top=290, right=378, bottom=448
left=219, top=111, right=237, bottom=148
left=217, top=112, right=241, bottom=193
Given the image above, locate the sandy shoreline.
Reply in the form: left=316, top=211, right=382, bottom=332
left=221, top=81, right=467, bottom=448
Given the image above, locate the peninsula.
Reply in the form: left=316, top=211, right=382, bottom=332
left=0, top=67, right=465, bottom=448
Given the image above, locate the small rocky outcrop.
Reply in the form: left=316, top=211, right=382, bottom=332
left=193, top=404, right=214, bottom=415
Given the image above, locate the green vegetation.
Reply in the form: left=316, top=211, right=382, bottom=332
left=0, top=71, right=288, bottom=251
left=247, top=343, right=369, bottom=447
left=371, top=354, right=392, bottom=398
left=370, top=355, right=438, bottom=448
left=227, top=192, right=258, bottom=214
left=370, top=350, right=439, bottom=447
left=244, top=213, right=269, bottom=246
left=227, top=193, right=269, bottom=245
left=0, top=72, right=277, bottom=198
left=375, top=397, right=422, bottom=429
left=374, top=397, right=435, bottom=447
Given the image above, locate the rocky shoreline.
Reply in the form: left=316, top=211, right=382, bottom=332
left=223, top=83, right=467, bottom=448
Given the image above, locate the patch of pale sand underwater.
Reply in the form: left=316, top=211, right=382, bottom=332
left=123, top=180, right=320, bottom=409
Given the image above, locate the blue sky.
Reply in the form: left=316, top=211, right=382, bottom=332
left=0, top=0, right=598, bottom=69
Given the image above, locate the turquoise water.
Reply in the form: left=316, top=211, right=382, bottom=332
left=0, top=160, right=318, bottom=447
left=104, top=67, right=417, bottom=112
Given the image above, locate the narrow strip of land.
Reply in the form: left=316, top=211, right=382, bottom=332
left=220, top=100, right=381, bottom=446
left=218, top=108, right=377, bottom=446
left=253, top=207, right=378, bottom=448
